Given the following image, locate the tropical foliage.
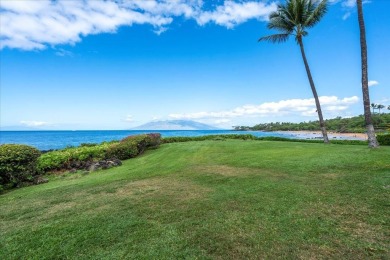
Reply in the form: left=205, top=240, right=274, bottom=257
left=234, top=114, right=390, bottom=133
left=0, top=134, right=162, bottom=192
left=37, top=142, right=114, bottom=173
left=0, top=144, right=41, bottom=190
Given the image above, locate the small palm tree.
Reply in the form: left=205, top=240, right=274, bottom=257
left=377, top=104, right=385, bottom=114
left=259, top=0, right=329, bottom=143
left=357, top=0, right=379, bottom=147
left=371, top=103, right=377, bottom=114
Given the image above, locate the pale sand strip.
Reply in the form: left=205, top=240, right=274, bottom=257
left=276, top=131, right=367, bottom=141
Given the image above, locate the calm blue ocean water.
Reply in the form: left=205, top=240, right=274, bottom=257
left=0, top=130, right=294, bottom=150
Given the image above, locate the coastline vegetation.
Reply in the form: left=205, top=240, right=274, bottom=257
left=1, top=139, right=389, bottom=259
left=0, top=134, right=161, bottom=192
left=234, top=113, right=390, bottom=133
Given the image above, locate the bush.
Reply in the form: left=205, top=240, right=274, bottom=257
left=106, top=133, right=161, bottom=160
left=36, top=134, right=162, bottom=173
left=377, top=134, right=390, bottom=146
left=37, top=143, right=112, bottom=172
left=145, top=133, right=161, bottom=148
left=0, top=144, right=41, bottom=188
left=106, top=141, right=139, bottom=160
left=105, top=134, right=159, bottom=160
left=80, top=143, right=98, bottom=147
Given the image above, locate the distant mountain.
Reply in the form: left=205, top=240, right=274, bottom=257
left=132, top=120, right=221, bottom=130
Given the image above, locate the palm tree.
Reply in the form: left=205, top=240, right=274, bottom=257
left=377, top=104, right=385, bottom=114
left=259, top=0, right=329, bottom=143
left=357, top=0, right=379, bottom=147
left=371, top=103, right=377, bottom=114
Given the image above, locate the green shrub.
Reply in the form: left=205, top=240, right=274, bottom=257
left=106, top=141, right=139, bottom=160
left=145, top=133, right=161, bottom=148
left=105, top=134, right=161, bottom=160
left=80, top=143, right=98, bottom=147
left=36, top=134, right=162, bottom=173
left=377, top=134, right=390, bottom=146
left=0, top=144, right=41, bottom=187
left=37, top=143, right=112, bottom=172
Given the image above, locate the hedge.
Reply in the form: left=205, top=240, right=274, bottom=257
left=106, top=133, right=161, bottom=160
left=377, top=134, right=390, bottom=146
left=0, top=144, right=41, bottom=189
left=36, top=142, right=112, bottom=173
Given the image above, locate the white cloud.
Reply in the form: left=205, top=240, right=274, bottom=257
left=0, top=0, right=173, bottom=50
left=55, top=48, right=73, bottom=57
left=215, top=119, right=231, bottom=124
left=153, top=26, right=169, bottom=35
left=330, top=0, right=372, bottom=20
left=20, top=120, right=50, bottom=127
left=196, top=1, right=277, bottom=28
left=0, top=0, right=276, bottom=50
left=342, top=0, right=356, bottom=8
left=342, top=12, right=351, bottom=20
left=124, top=115, right=134, bottom=122
left=169, top=96, right=359, bottom=120
left=368, top=80, right=379, bottom=87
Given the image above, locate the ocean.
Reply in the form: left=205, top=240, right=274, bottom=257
left=0, top=130, right=294, bottom=150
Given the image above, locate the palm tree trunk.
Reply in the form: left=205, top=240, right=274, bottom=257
left=297, top=37, right=329, bottom=144
left=357, top=0, right=379, bottom=148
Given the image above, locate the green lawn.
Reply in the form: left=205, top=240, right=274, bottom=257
left=1, top=140, right=389, bottom=259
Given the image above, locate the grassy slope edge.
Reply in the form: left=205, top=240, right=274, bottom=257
left=1, top=140, right=389, bottom=259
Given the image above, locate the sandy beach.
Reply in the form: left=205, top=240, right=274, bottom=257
left=276, top=131, right=367, bottom=141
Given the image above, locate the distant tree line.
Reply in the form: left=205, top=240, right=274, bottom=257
left=371, top=103, right=388, bottom=114
left=233, top=113, right=390, bottom=133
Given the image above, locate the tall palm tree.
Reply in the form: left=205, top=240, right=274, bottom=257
left=259, top=0, right=329, bottom=143
left=357, top=0, right=379, bottom=147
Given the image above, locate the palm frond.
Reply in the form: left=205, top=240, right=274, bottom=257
left=258, top=33, right=290, bottom=44
left=287, top=0, right=297, bottom=24
left=305, top=0, right=328, bottom=28
left=294, top=0, right=305, bottom=24
left=260, top=0, right=327, bottom=44
left=268, top=16, right=295, bottom=33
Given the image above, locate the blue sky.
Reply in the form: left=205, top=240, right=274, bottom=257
left=1, top=0, right=389, bottom=130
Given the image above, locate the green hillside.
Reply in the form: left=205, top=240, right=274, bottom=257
left=1, top=140, right=389, bottom=259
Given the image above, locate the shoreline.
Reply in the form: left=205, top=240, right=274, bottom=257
left=275, top=130, right=367, bottom=141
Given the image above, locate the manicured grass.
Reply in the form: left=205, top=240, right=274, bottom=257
left=1, top=140, right=389, bottom=259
